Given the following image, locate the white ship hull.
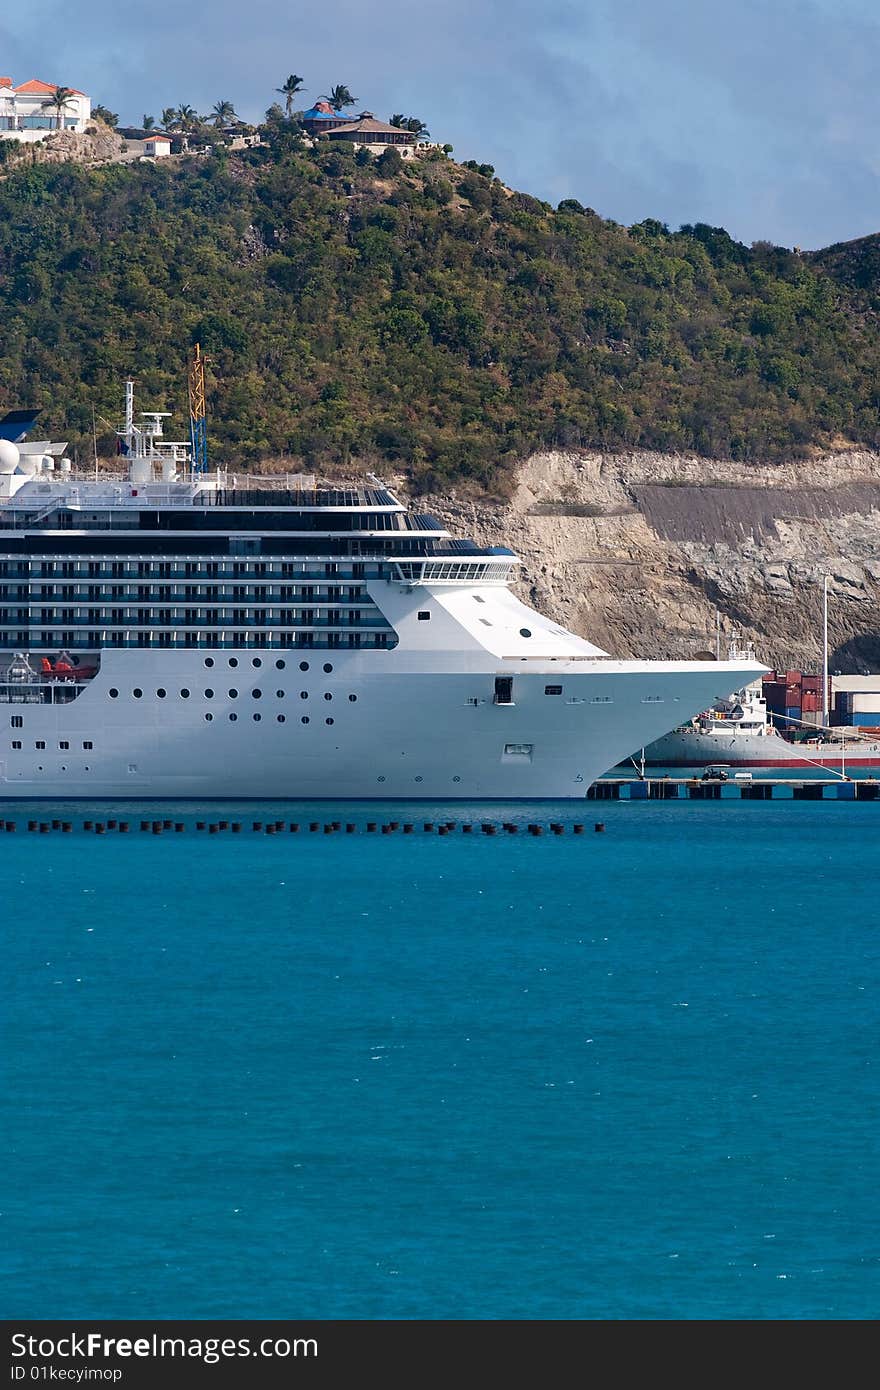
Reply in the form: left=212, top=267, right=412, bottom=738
left=0, top=651, right=763, bottom=800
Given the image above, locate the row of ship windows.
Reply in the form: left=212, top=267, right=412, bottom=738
left=105, top=688, right=359, bottom=702
left=0, top=633, right=394, bottom=650
left=11, top=741, right=94, bottom=750
left=1, top=611, right=384, bottom=625
left=8, top=715, right=339, bottom=742
left=3, top=590, right=371, bottom=603
left=0, top=562, right=382, bottom=580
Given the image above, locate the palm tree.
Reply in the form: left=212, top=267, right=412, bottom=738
left=390, top=114, right=430, bottom=140
left=161, top=107, right=180, bottom=131
left=276, top=75, right=305, bottom=118
left=176, top=103, right=198, bottom=132
left=211, top=99, right=237, bottom=128
left=322, top=84, right=357, bottom=112
left=42, top=86, right=75, bottom=131
left=142, top=114, right=155, bottom=131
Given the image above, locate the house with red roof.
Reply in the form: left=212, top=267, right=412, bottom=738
left=0, top=77, right=91, bottom=142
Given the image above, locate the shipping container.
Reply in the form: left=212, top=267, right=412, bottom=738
left=801, top=675, right=821, bottom=692
left=785, top=706, right=802, bottom=719
left=786, top=669, right=803, bottom=685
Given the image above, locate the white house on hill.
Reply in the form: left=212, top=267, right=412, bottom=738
left=0, top=77, right=91, bottom=142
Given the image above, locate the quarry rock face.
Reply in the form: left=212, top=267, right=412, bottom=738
left=414, top=449, right=880, bottom=673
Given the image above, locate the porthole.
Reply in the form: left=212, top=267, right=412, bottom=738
left=323, top=662, right=333, bottom=673
left=323, top=692, right=333, bottom=702
left=205, top=713, right=213, bottom=722
left=229, top=688, right=238, bottom=698
left=325, top=717, right=334, bottom=726
left=229, top=712, right=237, bottom=722
left=204, top=657, right=215, bottom=668
left=453, top=775, right=461, bottom=782
left=252, top=688, right=262, bottom=699
left=276, top=690, right=284, bottom=698
left=277, top=714, right=286, bottom=724
left=109, top=688, right=118, bottom=698
left=205, top=689, right=214, bottom=698
left=181, top=688, right=190, bottom=698
left=253, top=712, right=262, bottom=722
left=133, top=688, right=142, bottom=699
left=299, top=661, right=309, bottom=671
left=157, top=688, right=166, bottom=699
left=348, top=693, right=357, bottom=702
left=519, top=628, right=532, bottom=638
left=275, top=659, right=286, bottom=670
left=377, top=775, right=386, bottom=783
left=252, top=658, right=262, bottom=668
left=229, top=657, right=238, bottom=668
left=301, top=715, right=310, bottom=725
left=415, top=775, right=423, bottom=782
left=300, top=690, right=308, bottom=700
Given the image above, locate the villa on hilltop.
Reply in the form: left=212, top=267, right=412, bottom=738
left=301, top=99, right=421, bottom=158
left=0, top=77, right=91, bottom=141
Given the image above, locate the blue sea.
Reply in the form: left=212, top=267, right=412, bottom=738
left=3, top=799, right=879, bottom=1320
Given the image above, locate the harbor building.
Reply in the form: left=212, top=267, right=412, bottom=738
left=0, top=77, right=91, bottom=142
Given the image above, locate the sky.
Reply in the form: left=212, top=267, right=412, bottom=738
left=4, top=0, right=879, bottom=249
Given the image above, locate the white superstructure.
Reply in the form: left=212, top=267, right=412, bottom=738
left=0, top=391, right=766, bottom=799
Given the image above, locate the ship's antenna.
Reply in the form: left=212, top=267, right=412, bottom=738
left=188, top=343, right=209, bottom=475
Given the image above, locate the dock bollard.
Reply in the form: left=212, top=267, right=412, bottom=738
left=219, top=820, right=228, bottom=830
left=438, top=826, right=448, bottom=835
left=463, top=824, right=473, bottom=833
left=403, top=823, right=414, bottom=833
left=346, top=823, right=356, bottom=834
left=573, top=824, right=584, bottom=835
left=323, top=824, right=333, bottom=834
left=175, top=823, right=185, bottom=833
left=107, top=819, right=116, bottom=830
left=52, top=819, right=61, bottom=830
left=594, top=822, right=605, bottom=833
left=366, top=822, right=377, bottom=832
left=196, top=821, right=206, bottom=831
left=62, top=822, right=73, bottom=833
left=232, top=823, right=242, bottom=833
left=423, top=822, right=434, bottom=832
left=152, top=824, right=162, bottom=835
left=287, top=823, right=298, bottom=833
left=163, top=820, right=172, bottom=830
left=252, top=821, right=262, bottom=832
left=119, top=823, right=129, bottom=833
left=39, top=823, right=49, bottom=833
left=309, top=821, right=319, bottom=832
left=83, top=820, right=92, bottom=831
left=95, top=824, right=105, bottom=834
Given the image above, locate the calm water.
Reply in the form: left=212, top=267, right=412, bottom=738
left=3, top=799, right=879, bottom=1320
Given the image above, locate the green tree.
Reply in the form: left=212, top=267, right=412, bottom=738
left=276, top=75, right=305, bottom=118
left=42, top=86, right=76, bottom=130
left=142, top=114, right=155, bottom=131
left=160, top=107, right=179, bottom=131
left=92, top=103, right=118, bottom=127
left=211, top=100, right=237, bottom=128
left=323, top=84, right=357, bottom=112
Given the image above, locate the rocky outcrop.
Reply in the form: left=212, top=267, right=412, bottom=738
left=2, top=123, right=125, bottom=169
left=409, top=449, right=880, bottom=672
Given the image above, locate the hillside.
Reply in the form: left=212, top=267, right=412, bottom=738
left=2, top=128, right=880, bottom=487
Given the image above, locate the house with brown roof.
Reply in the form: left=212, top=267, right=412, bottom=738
left=0, top=77, right=91, bottom=142
left=321, top=113, right=419, bottom=158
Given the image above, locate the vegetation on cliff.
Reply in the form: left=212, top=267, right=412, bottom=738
left=1, top=127, right=878, bottom=486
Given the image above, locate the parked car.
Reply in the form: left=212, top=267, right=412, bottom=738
left=701, top=764, right=731, bottom=781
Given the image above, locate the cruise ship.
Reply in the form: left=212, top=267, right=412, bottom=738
left=0, top=387, right=765, bottom=799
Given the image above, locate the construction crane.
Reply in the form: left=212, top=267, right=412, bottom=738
left=188, top=343, right=208, bottom=473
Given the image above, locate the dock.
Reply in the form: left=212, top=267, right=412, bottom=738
left=591, top=777, right=880, bottom=801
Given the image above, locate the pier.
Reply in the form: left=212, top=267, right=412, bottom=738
left=590, top=776, right=880, bottom=801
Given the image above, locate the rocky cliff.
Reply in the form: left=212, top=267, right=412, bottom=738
left=412, top=449, right=880, bottom=673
